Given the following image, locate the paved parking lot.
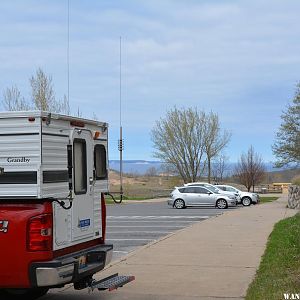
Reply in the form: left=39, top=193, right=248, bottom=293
left=106, top=201, right=229, bottom=261
left=44, top=201, right=236, bottom=298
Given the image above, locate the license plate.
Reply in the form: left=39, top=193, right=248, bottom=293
left=78, top=255, right=87, bottom=269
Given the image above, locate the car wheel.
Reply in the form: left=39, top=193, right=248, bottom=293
left=216, top=199, right=228, bottom=209
left=1, top=288, right=49, bottom=300
left=174, top=199, right=185, bottom=209
left=242, top=197, right=251, bottom=206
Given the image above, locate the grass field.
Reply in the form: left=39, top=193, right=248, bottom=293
left=108, top=171, right=285, bottom=201
left=104, top=194, right=154, bottom=204
left=109, top=172, right=183, bottom=198
left=259, top=196, right=279, bottom=203
left=246, top=213, right=300, bottom=300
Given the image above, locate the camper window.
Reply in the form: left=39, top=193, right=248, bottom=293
left=94, top=145, right=107, bottom=179
left=73, top=139, right=87, bottom=194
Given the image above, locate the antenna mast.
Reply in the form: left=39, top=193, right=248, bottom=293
left=67, top=0, right=70, bottom=105
left=118, top=37, right=124, bottom=201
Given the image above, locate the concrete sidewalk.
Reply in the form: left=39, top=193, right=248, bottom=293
left=49, top=196, right=298, bottom=300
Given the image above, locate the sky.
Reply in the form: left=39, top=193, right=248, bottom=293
left=0, top=0, right=299, bottom=163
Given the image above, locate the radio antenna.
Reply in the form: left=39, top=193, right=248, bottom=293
left=118, top=36, right=124, bottom=202
left=67, top=0, right=70, bottom=105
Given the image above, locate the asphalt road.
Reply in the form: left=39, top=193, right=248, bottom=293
left=106, top=200, right=230, bottom=261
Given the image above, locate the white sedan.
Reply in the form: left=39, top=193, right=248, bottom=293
left=168, top=186, right=237, bottom=209
left=216, top=185, right=260, bottom=206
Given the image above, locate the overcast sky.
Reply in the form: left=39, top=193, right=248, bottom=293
left=0, top=0, right=299, bottom=162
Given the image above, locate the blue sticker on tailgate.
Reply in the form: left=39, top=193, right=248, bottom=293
left=79, top=219, right=90, bottom=228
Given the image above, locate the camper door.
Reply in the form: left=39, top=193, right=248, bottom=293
left=71, top=129, right=95, bottom=241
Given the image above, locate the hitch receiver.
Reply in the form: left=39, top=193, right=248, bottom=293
left=89, top=273, right=135, bottom=292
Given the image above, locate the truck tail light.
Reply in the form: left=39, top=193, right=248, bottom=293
left=27, top=214, right=53, bottom=251
left=101, top=193, right=106, bottom=242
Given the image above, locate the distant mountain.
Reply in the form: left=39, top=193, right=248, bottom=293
left=265, top=168, right=300, bottom=183
left=109, top=160, right=163, bottom=175
left=109, top=160, right=285, bottom=175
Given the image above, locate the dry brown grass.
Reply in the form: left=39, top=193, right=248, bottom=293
left=109, top=170, right=183, bottom=198
left=108, top=171, right=259, bottom=198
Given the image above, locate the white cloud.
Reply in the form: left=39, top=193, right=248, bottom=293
left=0, top=0, right=299, bottom=160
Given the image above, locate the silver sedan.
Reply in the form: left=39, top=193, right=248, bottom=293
left=168, top=186, right=237, bottom=209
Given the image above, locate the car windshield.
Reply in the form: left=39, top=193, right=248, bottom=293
left=207, top=185, right=220, bottom=193
left=227, top=186, right=238, bottom=192
left=205, top=186, right=219, bottom=194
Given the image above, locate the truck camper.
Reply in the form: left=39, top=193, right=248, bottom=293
left=0, top=111, right=134, bottom=299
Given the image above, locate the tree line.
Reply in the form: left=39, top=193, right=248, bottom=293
left=151, top=80, right=300, bottom=190
left=2, top=68, right=73, bottom=115
left=151, top=106, right=265, bottom=191
left=2, top=68, right=298, bottom=191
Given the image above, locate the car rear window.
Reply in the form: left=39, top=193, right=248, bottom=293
left=184, top=187, right=199, bottom=193
left=197, top=187, right=211, bottom=194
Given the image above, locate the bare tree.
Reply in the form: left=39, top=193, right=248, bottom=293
left=151, top=107, right=207, bottom=183
left=211, top=154, right=228, bottom=184
left=145, top=167, right=157, bottom=177
left=92, top=112, right=99, bottom=121
left=58, top=95, right=70, bottom=115
left=30, top=68, right=70, bottom=114
left=160, top=163, right=178, bottom=179
left=2, top=68, right=71, bottom=114
left=235, top=146, right=265, bottom=192
left=30, top=68, right=56, bottom=111
left=77, top=107, right=83, bottom=118
left=204, top=112, right=231, bottom=183
left=2, top=86, right=30, bottom=111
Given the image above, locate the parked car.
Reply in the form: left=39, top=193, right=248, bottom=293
left=216, top=185, right=259, bottom=206
left=168, top=186, right=237, bottom=209
left=184, top=182, right=240, bottom=203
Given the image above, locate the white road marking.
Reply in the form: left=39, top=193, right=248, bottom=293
left=108, top=214, right=216, bottom=261
left=108, top=225, right=185, bottom=228
left=107, top=220, right=199, bottom=223
left=107, top=239, right=153, bottom=241
left=107, top=216, right=209, bottom=219
left=107, top=231, right=172, bottom=234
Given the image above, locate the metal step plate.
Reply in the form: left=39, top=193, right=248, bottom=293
left=90, top=273, right=135, bottom=292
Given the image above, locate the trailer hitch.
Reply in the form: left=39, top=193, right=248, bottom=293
left=88, top=273, right=135, bottom=292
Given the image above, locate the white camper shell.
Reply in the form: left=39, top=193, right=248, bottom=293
left=0, top=111, right=108, bottom=250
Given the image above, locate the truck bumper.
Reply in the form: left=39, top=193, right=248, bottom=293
left=29, top=244, right=113, bottom=288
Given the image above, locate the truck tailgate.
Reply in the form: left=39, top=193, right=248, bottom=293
left=0, top=201, right=53, bottom=288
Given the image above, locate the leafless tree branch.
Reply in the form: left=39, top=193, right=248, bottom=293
left=235, top=146, right=265, bottom=192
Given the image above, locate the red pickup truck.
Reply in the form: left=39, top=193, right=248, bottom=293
left=0, top=112, right=133, bottom=299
